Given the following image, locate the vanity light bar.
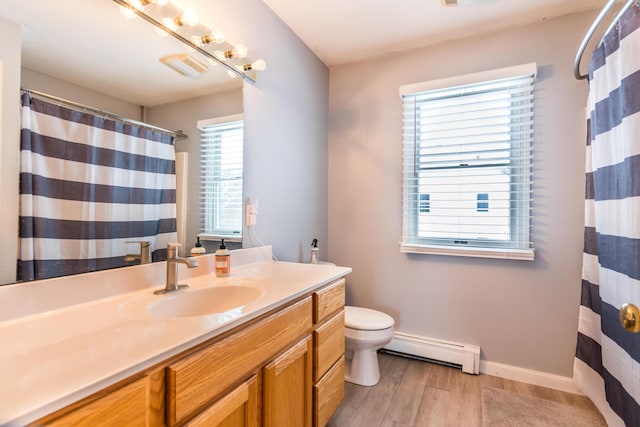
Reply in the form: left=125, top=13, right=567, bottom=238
left=111, top=0, right=261, bottom=82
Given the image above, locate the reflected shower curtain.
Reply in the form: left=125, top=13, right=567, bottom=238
left=574, top=4, right=640, bottom=426
left=18, top=93, right=177, bottom=281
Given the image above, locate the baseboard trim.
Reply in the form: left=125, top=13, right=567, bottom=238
left=384, top=332, right=480, bottom=374
left=480, top=360, right=583, bottom=395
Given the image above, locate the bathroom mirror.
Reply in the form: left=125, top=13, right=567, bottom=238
left=0, top=0, right=245, bottom=285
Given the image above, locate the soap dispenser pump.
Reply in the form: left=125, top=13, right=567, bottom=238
left=310, top=239, right=319, bottom=264
left=190, top=236, right=206, bottom=256
left=215, top=239, right=230, bottom=277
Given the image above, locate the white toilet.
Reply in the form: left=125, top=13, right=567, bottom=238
left=344, top=306, right=395, bottom=386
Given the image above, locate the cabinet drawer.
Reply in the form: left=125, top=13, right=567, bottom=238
left=167, top=297, right=312, bottom=425
left=313, top=279, right=345, bottom=324
left=313, top=310, right=344, bottom=381
left=185, top=375, right=258, bottom=427
left=313, top=357, right=345, bottom=427
left=41, top=376, right=152, bottom=427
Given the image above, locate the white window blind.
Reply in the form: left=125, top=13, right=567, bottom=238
left=198, top=115, right=243, bottom=240
left=400, top=64, right=536, bottom=260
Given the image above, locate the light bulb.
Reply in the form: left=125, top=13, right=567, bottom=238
left=233, top=44, right=248, bottom=58
left=210, top=29, right=225, bottom=44
left=251, top=59, right=266, bottom=71
left=242, top=59, right=266, bottom=72
left=119, top=5, right=137, bottom=19
left=222, top=44, right=248, bottom=59
left=178, top=9, right=199, bottom=26
left=194, top=30, right=225, bottom=46
left=154, top=0, right=168, bottom=4
left=162, top=17, right=178, bottom=31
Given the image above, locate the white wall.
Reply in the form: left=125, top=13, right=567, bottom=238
left=328, top=11, right=596, bottom=376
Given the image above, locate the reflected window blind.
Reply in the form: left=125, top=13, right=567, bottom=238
left=400, top=64, right=536, bottom=260
left=199, top=115, right=243, bottom=239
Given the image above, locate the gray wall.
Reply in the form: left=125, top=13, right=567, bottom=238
left=328, top=11, right=595, bottom=376
left=21, top=68, right=142, bottom=119
left=217, top=0, right=331, bottom=263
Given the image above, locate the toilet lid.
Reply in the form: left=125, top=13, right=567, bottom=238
left=345, top=306, right=394, bottom=331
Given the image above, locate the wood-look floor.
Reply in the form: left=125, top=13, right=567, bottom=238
left=327, top=352, right=604, bottom=427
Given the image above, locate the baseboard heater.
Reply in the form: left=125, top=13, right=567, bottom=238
left=382, top=332, right=480, bottom=374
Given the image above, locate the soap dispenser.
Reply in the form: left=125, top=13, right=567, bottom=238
left=190, top=237, right=206, bottom=256
left=215, top=239, right=230, bottom=277
left=310, top=239, right=319, bottom=264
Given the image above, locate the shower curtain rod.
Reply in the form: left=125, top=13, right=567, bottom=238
left=20, top=88, right=187, bottom=139
left=574, top=0, right=638, bottom=80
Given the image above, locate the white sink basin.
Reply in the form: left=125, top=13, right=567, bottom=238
left=148, top=285, right=262, bottom=318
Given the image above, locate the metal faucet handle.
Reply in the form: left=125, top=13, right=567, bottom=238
left=126, top=240, right=151, bottom=248
left=125, top=240, right=152, bottom=264
left=167, top=242, right=180, bottom=258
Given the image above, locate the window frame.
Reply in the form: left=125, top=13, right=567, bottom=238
left=400, top=64, right=536, bottom=261
left=197, top=114, right=244, bottom=242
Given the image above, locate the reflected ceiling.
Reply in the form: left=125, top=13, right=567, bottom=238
left=0, top=0, right=243, bottom=106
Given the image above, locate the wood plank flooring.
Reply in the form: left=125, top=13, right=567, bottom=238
left=327, top=352, right=604, bottom=427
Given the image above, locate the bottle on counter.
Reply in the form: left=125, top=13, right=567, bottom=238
left=190, top=236, right=206, bottom=256
left=310, top=239, right=319, bottom=264
left=215, top=239, right=230, bottom=277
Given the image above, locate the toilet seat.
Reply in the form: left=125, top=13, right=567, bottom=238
left=345, top=306, right=394, bottom=331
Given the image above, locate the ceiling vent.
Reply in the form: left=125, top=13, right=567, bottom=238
left=160, top=54, right=208, bottom=77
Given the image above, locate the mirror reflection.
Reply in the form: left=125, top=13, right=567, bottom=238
left=0, top=0, right=245, bottom=285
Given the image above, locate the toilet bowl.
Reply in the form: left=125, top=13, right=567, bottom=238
left=344, top=306, right=394, bottom=386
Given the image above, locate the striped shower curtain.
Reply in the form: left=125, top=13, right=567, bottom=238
left=19, top=93, right=178, bottom=281
left=574, top=3, right=640, bottom=426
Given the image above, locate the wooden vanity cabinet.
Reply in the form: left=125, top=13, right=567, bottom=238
left=185, top=375, right=259, bottom=427
left=263, top=336, right=313, bottom=427
left=32, top=368, right=165, bottom=427
left=32, top=278, right=346, bottom=427
left=312, top=279, right=346, bottom=427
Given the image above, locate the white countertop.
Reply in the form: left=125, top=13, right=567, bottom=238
left=0, top=246, right=350, bottom=426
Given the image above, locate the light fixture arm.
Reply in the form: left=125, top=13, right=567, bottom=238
left=112, top=0, right=256, bottom=82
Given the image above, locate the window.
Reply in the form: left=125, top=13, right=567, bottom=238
left=198, top=114, right=243, bottom=240
left=419, top=193, right=431, bottom=213
left=477, top=193, right=489, bottom=213
left=400, top=64, right=535, bottom=260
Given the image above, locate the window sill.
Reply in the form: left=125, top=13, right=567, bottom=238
left=400, top=243, right=535, bottom=261
left=199, top=233, right=242, bottom=243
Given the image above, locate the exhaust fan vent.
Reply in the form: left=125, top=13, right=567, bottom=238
left=160, top=54, right=208, bottom=77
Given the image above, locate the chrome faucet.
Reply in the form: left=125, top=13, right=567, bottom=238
left=154, top=243, right=199, bottom=295
left=124, top=241, right=152, bottom=264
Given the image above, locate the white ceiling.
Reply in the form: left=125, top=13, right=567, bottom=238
left=262, top=0, right=604, bottom=66
left=0, top=0, right=605, bottom=107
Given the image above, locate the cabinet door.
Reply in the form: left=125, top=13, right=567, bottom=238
left=185, top=375, right=258, bottom=427
left=41, top=375, right=153, bottom=427
left=263, top=336, right=312, bottom=427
